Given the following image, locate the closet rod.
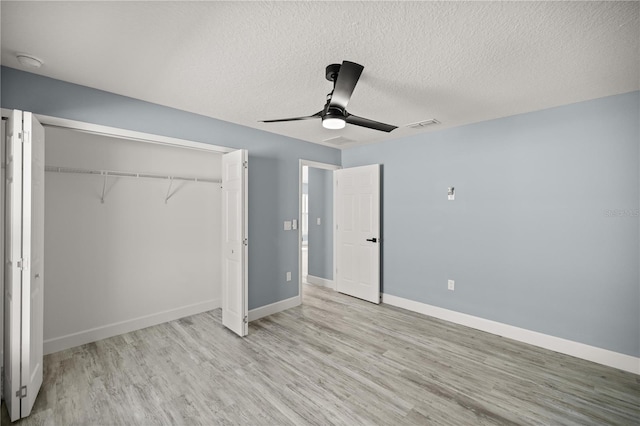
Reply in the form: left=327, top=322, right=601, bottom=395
left=44, top=165, right=221, bottom=184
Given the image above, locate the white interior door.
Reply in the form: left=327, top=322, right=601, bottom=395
left=3, top=110, right=45, bottom=421
left=221, top=149, right=248, bottom=336
left=335, top=164, right=381, bottom=304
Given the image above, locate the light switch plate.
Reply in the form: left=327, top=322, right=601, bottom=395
left=286, top=272, right=292, bottom=281
left=284, top=220, right=292, bottom=231
left=292, top=219, right=298, bottom=230
left=317, top=217, right=321, bottom=225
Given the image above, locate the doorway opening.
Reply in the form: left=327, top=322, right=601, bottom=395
left=298, top=160, right=340, bottom=300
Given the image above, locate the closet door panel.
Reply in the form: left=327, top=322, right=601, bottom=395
left=4, top=109, right=23, bottom=422
left=21, top=112, right=45, bottom=417
left=221, top=149, right=248, bottom=337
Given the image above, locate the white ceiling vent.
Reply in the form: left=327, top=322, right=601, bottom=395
left=406, top=119, right=440, bottom=129
left=322, top=136, right=356, bottom=146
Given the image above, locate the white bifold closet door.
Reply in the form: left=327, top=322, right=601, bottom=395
left=4, top=110, right=45, bottom=421
left=221, top=149, right=248, bottom=337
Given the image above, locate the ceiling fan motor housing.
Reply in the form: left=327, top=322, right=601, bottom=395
left=326, top=63, right=341, bottom=82
left=324, top=107, right=346, bottom=119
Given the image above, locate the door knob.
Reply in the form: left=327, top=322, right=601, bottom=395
left=366, top=238, right=377, bottom=243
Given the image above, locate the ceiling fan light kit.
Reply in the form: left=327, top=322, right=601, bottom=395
left=322, top=117, right=346, bottom=130
left=322, top=107, right=346, bottom=129
left=261, top=60, right=397, bottom=133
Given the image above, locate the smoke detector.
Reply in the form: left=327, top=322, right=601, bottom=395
left=16, top=53, right=43, bottom=69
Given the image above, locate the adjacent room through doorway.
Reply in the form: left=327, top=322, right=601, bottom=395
left=299, top=161, right=339, bottom=295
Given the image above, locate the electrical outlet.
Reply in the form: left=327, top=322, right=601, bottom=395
left=448, top=279, right=455, bottom=291
left=317, top=217, right=321, bottom=225
left=284, top=220, right=292, bottom=231
left=286, top=272, right=292, bottom=282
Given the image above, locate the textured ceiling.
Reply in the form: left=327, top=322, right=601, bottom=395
left=1, top=1, right=639, bottom=149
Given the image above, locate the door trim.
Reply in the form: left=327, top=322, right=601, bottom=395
left=298, top=160, right=340, bottom=299
left=0, top=109, right=232, bottom=154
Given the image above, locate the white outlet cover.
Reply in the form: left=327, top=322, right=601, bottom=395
left=284, top=220, right=292, bottom=231
left=448, top=279, right=455, bottom=290
left=286, top=272, right=292, bottom=281
left=317, top=217, right=321, bottom=225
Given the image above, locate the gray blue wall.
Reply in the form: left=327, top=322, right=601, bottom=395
left=308, top=168, right=333, bottom=280
left=343, top=91, right=640, bottom=357
left=3, top=66, right=637, bottom=358
left=1, top=66, right=341, bottom=310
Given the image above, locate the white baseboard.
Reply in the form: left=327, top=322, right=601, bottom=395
left=306, top=275, right=334, bottom=289
left=382, top=293, right=640, bottom=375
left=44, top=299, right=220, bottom=355
left=249, top=295, right=300, bottom=322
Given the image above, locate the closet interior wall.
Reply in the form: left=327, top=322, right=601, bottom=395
left=43, top=127, right=222, bottom=353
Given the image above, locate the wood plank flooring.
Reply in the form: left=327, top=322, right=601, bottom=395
left=2, top=284, right=639, bottom=425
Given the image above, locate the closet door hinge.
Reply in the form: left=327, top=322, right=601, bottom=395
left=243, top=238, right=248, bottom=246
left=243, top=315, right=248, bottom=324
left=18, top=131, right=29, bottom=144
left=16, top=385, right=27, bottom=399
left=243, top=161, right=248, bottom=169
left=17, top=258, right=28, bottom=271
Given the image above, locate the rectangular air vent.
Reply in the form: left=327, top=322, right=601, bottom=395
left=406, top=119, right=440, bottom=129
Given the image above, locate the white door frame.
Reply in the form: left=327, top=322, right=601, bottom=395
left=298, top=159, right=341, bottom=297
left=0, top=110, right=233, bottom=154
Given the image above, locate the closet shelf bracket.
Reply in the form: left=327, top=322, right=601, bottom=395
left=165, top=177, right=174, bottom=204
left=101, top=172, right=108, bottom=204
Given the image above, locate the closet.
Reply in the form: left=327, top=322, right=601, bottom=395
left=2, top=110, right=248, bottom=421
left=44, top=126, right=222, bottom=347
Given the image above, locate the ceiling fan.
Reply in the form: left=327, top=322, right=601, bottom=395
left=261, top=61, right=397, bottom=132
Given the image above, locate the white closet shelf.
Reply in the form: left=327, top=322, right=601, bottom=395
left=45, top=165, right=220, bottom=204
left=44, top=165, right=220, bottom=183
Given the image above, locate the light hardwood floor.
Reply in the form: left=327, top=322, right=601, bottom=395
left=3, top=284, right=639, bottom=425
